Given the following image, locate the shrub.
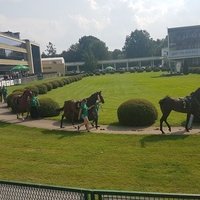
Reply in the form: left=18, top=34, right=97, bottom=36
left=56, top=80, right=64, bottom=87
left=7, top=91, right=23, bottom=108
left=117, top=99, right=158, bottom=126
left=50, top=80, right=59, bottom=89
left=25, top=86, right=39, bottom=96
left=36, top=84, right=48, bottom=94
left=43, top=82, right=53, bottom=91
left=39, top=97, right=60, bottom=117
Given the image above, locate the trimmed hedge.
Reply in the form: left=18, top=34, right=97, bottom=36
left=25, top=86, right=39, bottom=96
left=117, top=99, right=158, bottom=126
left=7, top=91, right=23, bottom=109
left=43, top=82, right=53, bottom=91
left=35, top=84, right=48, bottom=94
left=39, top=97, right=60, bottom=117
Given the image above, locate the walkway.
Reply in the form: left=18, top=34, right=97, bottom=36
left=0, top=103, right=200, bottom=135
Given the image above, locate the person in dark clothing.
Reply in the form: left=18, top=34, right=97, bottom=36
left=0, top=86, right=2, bottom=103
left=2, top=85, right=8, bottom=103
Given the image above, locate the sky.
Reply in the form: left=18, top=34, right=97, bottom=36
left=1, top=0, right=200, bottom=53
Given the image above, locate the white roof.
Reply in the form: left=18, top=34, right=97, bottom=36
left=41, top=57, right=65, bottom=63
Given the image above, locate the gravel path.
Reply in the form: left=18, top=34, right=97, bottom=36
left=0, top=103, right=200, bottom=135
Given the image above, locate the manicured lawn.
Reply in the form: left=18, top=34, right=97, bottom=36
left=0, top=122, right=200, bottom=194
left=31, top=72, right=200, bottom=126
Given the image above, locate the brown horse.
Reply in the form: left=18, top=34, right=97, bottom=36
left=13, top=89, right=33, bottom=120
left=159, top=88, right=200, bottom=134
left=59, top=91, right=105, bottom=128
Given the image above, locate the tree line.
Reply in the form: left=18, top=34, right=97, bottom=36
left=42, top=29, right=167, bottom=72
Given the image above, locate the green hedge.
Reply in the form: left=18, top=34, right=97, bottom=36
left=117, top=99, right=158, bottom=126
left=39, top=98, right=60, bottom=117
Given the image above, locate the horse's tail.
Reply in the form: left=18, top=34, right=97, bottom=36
left=56, top=106, right=64, bottom=112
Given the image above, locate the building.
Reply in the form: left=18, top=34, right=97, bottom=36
left=41, top=57, right=65, bottom=75
left=0, top=31, right=42, bottom=74
left=167, top=25, right=200, bottom=71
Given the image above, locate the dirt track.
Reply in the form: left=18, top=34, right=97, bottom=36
left=0, top=103, right=200, bottom=135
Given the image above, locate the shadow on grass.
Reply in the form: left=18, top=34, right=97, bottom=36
left=140, top=133, right=189, bottom=148
left=0, top=121, right=13, bottom=128
left=41, top=129, right=86, bottom=139
left=151, top=73, right=184, bottom=78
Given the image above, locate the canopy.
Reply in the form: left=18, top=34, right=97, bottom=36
left=105, top=66, right=115, bottom=71
left=10, top=65, right=29, bottom=72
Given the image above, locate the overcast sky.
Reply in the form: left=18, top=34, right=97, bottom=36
left=1, top=0, right=200, bottom=53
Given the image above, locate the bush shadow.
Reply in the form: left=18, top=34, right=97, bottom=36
left=140, top=132, right=189, bottom=148
left=41, top=128, right=86, bottom=139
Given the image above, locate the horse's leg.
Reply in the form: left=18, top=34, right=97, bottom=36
left=185, top=113, right=191, bottom=132
left=160, top=115, right=165, bottom=134
left=60, top=114, right=64, bottom=128
left=94, top=113, right=99, bottom=129
left=25, top=111, right=29, bottom=119
left=160, top=110, right=171, bottom=134
left=22, top=113, right=25, bottom=121
left=71, top=112, right=77, bottom=129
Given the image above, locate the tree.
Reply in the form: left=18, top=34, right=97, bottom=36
left=78, top=36, right=109, bottom=60
left=61, top=35, right=109, bottom=72
left=83, top=51, right=97, bottom=72
left=123, top=29, right=152, bottom=58
left=151, top=36, right=168, bottom=56
left=43, top=42, right=57, bottom=57
left=111, top=49, right=124, bottom=59
left=61, top=43, right=81, bottom=62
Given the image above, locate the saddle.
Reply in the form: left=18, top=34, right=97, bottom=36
left=180, top=96, right=192, bottom=109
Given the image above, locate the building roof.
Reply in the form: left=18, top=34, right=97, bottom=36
left=41, top=57, right=65, bottom=63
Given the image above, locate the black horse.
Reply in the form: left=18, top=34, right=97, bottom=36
left=159, top=88, right=200, bottom=134
left=58, top=91, right=105, bottom=128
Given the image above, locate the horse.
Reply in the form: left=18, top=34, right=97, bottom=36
left=12, top=89, right=33, bottom=120
left=159, top=88, right=200, bottom=134
left=58, top=91, right=105, bottom=128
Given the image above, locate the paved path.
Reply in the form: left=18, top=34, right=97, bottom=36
left=0, top=103, right=200, bottom=135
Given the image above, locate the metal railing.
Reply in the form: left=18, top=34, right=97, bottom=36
left=0, top=180, right=200, bottom=200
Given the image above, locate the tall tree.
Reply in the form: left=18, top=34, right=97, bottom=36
left=43, top=42, right=57, bottom=57
left=111, top=49, right=124, bottom=59
left=62, top=35, right=109, bottom=72
left=78, top=36, right=109, bottom=60
left=123, top=30, right=152, bottom=58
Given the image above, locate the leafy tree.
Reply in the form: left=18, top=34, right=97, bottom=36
left=62, top=36, right=109, bottom=66
left=43, top=42, right=57, bottom=57
left=151, top=36, right=168, bottom=56
left=83, top=51, right=97, bottom=72
left=111, top=49, right=124, bottom=59
left=78, top=36, right=109, bottom=60
left=61, top=43, right=81, bottom=62
left=123, top=30, right=152, bottom=58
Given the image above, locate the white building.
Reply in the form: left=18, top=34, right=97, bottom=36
left=41, top=57, right=65, bottom=75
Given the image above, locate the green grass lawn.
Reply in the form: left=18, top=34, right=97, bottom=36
left=0, top=122, right=200, bottom=193
left=14, top=72, right=199, bottom=126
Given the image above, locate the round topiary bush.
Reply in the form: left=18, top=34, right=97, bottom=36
left=35, top=84, right=48, bottom=94
left=117, top=99, right=158, bottom=126
left=43, top=82, right=53, bottom=91
left=25, top=86, right=39, bottom=96
left=39, top=97, right=60, bottom=117
left=7, top=91, right=23, bottom=109
left=50, top=80, right=59, bottom=89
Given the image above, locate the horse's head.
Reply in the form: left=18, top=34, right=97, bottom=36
left=97, top=91, right=104, bottom=104
left=87, top=91, right=105, bottom=106
left=23, top=89, right=33, bottom=99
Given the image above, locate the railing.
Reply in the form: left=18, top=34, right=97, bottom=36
left=0, top=180, right=200, bottom=200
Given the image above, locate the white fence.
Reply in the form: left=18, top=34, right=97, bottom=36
left=0, top=79, right=21, bottom=87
